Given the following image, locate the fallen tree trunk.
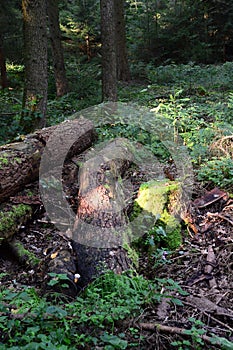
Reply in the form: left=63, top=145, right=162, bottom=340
left=0, top=118, right=95, bottom=203
left=72, top=138, right=137, bottom=287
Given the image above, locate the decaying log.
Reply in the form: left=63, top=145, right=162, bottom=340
left=72, top=138, right=137, bottom=287
left=0, top=118, right=95, bottom=203
left=4, top=238, right=40, bottom=267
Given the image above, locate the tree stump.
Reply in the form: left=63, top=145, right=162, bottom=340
left=72, top=138, right=137, bottom=287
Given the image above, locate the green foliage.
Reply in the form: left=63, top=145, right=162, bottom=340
left=0, top=89, right=23, bottom=145
left=47, top=273, right=70, bottom=289
left=126, top=0, right=233, bottom=64
left=0, top=272, right=189, bottom=349
left=0, top=204, right=32, bottom=238
left=47, top=61, right=102, bottom=126
left=135, top=180, right=182, bottom=252
left=198, top=157, right=233, bottom=189
left=171, top=317, right=233, bottom=350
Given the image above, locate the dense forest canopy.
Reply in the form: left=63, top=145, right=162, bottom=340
left=2, top=0, right=233, bottom=66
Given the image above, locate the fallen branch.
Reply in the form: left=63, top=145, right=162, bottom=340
left=138, top=322, right=226, bottom=348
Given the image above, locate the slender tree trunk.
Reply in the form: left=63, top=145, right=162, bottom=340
left=0, top=34, right=8, bottom=89
left=21, top=0, right=48, bottom=133
left=100, top=0, right=117, bottom=101
left=47, top=0, right=69, bottom=97
left=115, top=0, right=130, bottom=81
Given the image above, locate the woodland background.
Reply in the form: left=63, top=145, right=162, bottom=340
left=0, top=1, right=233, bottom=349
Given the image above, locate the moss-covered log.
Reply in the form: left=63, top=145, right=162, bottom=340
left=0, top=118, right=95, bottom=203
left=7, top=239, right=40, bottom=267
left=0, top=203, right=32, bottom=242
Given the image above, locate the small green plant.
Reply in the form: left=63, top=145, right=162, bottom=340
left=171, top=317, right=233, bottom=350
left=47, top=273, right=71, bottom=288
left=171, top=317, right=206, bottom=349
left=100, top=332, right=128, bottom=349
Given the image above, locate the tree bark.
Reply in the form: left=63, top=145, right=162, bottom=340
left=100, top=0, right=117, bottom=101
left=115, top=0, right=130, bottom=81
left=72, top=138, right=136, bottom=287
left=0, top=34, right=8, bottom=89
left=21, top=0, right=48, bottom=132
left=47, top=0, right=69, bottom=97
left=0, top=118, right=95, bottom=203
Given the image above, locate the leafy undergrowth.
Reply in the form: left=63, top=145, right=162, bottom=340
left=0, top=200, right=232, bottom=350
left=0, top=63, right=233, bottom=349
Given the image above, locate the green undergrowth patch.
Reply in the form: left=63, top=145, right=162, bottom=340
left=118, top=63, right=233, bottom=190
left=1, top=270, right=230, bottom=349
left=198, top=156, right=233, bottom=190
left=0, top=271, right=188, bottom=349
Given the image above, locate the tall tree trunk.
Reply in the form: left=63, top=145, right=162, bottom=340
left=115, top=0, right=130, bottom=81
left=0, top=34, right=8, bottom=89
left=100, top=0, right=117, bottom=101
left=47, top=0, right=69, bottom=97
left=21, top=0, right=48, bottom=133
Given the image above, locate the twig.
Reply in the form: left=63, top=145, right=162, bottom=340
left=138, top=322, right=224, bottom=347
left=217, top=214, right=233, bottom=226
left=207, top=212, right=233, bottom=226
left=203, top=311, right=233, bottom=333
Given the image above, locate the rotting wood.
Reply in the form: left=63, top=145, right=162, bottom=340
left=0, top=118, right=95, bottom=203
left=186, top=295, right=233, bottom=318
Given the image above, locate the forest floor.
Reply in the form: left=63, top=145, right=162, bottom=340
left=1, top=63, right=233, bottom=349
left=0, top=172, right=232, bottom=349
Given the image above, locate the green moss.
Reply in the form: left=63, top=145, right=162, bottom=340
left=136, top=179, right=180, bottom=217
left=135, top=179, right=182, bottom=251
left=160, top=209, right=182, bottom=250
left=13, top=241, right=40, bottom=266
left=123, top=242, right=139, bottom=268
left=14, top=157, right=22, bottom=164
left=25, top=190, right=34, bottom=197
left=0, top=204, right=32, bottom=238
left=129, top=201, right=142, bottom=221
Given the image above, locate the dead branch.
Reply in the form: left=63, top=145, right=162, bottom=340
left=138, top=322, right=226, bottom=348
